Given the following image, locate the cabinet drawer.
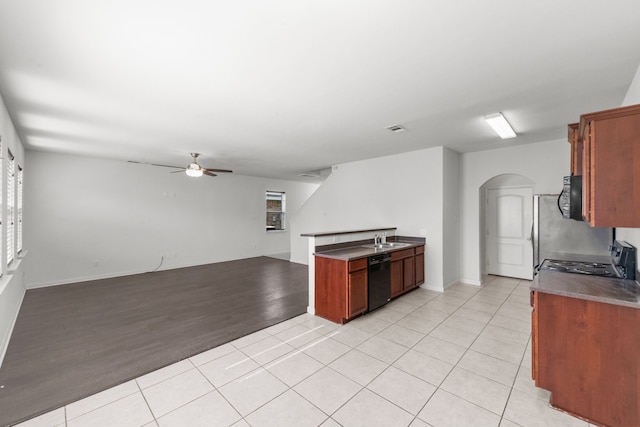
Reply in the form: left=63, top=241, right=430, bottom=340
left=391, top=248, right=414, bottom=260
left=349, top=258, right=367, bottom=272
left=415, top=245, right=424, bottom=255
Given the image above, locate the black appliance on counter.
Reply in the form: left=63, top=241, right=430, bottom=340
left=368, top=253, right=391, bottom=311
left=538, top=240, right=637, bottom=281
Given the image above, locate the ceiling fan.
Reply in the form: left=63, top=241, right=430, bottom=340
left=132, top=153, right=233, bottom=178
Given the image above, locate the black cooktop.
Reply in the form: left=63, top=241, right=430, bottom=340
left=538, top=240, right=637, bottom=280
left=539, top=259, right=618, bottom=277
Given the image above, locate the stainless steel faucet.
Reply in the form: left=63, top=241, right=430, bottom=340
left=374, top=234, right=380, bottom=245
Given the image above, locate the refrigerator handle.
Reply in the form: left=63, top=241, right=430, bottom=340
left=529, top=224, right=533, bottom=245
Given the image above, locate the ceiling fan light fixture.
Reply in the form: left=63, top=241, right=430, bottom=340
left=484, top=112, right=517, bottom=139
left=185, top=163, right=203, bottom=177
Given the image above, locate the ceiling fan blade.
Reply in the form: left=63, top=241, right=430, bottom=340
left=203, top=171, right=218, bottom=177
left=203, top=168, right=232, bottom=173
left=150, top=163, right=185, bottom=169
left=170, top=170, right=186, bottom=174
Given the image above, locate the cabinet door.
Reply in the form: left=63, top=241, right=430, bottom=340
left=403, top=256, right=415, bottom=290
left=315, top=257, right=347, bottom=324
left=415, top=251, right=424, bottom=285
left=390, top=259, right=404, bottom=298
left=577, top=104, right=640, bottom=227
left=590, top=115, right=640, bottom=227
left=531, top=291, right=538, bottom=382
left=568, top=123, right=582, bottom=175
left=536, top=292, right=640, bottom=427
left=582, top=121, right=593, bottom=223
left=347, top=269, right=368, bottom=318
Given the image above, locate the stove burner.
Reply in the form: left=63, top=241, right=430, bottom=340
left=544, top=265, right=569, bottom=272
left=572, top=266, right=614, bottom=276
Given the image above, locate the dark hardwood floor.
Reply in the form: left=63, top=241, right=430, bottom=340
left=0, top=256, right=308, bottom=426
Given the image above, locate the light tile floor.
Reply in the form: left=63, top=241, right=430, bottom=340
left=16, top=276, right=596, bottom=427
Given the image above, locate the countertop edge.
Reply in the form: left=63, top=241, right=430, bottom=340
left=301, top=227, right=397, bottom=238
left=313, top=240, right=424, bottom=261
left=531, top=270, right=640, bottom=309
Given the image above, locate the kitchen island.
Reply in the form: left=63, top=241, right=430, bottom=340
left=530, top=270, right=640, bottom=427
left=311, top=232, right=425, bottom=324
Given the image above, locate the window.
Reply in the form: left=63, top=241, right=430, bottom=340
left=17, top=165, right=23, bottom=254
left=266, top=191, right=285, bottom=231
left=7, top=150, right=14, bottom=264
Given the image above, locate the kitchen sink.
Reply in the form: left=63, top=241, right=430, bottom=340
left=361, top=242, right=412, bottom=249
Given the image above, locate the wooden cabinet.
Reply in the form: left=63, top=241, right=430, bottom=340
left=530, top=291, right=539, bottom=381
left=415, top=245, right=425, bottom=285
left=390, top=246, right=424, bottom=298
left=390, top=258, right=404, bottom=298
left=315, top=244, right=425, bottom=323
left=567, top=122, right=582, bottom=175
left=531, top=290, right=640, bottom=427
left=314, top=257, right=367, bottom=324
left=347, top=259, right=368, bottom=318
left=575, top=103, right=640, bottom=227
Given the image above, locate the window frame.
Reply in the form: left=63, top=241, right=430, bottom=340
left=17, top=164, right=23, bottom=254
left=6, top=150, right=14, bottom=265
left=266, top=191, right=286, bottom=232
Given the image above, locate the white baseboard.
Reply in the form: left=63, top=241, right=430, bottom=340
left=26, top=267, right=152, bottom=289
left=459, top=278, right=482, bottom=286
left=419, top=283, right=444, bottom=292
left=0, top=281, right=25, bottom=370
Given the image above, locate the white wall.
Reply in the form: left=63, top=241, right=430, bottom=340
left=0, top=93, right=26, bottom=367
left=23, top=151, right=319, bottom=287
left=459, top=139, right=570, bottom=284
left=617, top=63, right=640, bottom=257
left=443, top=148, right=460, bottom=287
left=291, top=146, right=454, bottom=291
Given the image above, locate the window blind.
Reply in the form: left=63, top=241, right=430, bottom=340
left=7, top=150, right=14, bottom=264
left=17, top=165, right=23, bottom=254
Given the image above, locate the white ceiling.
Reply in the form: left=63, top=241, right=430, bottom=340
left=1, top=1, right=639, bottom=181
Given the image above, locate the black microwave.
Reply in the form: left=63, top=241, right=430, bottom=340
left=558, top=175, right=583, bottom=220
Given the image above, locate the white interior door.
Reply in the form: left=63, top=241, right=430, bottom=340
left=486, top=187, right=533, bottom=280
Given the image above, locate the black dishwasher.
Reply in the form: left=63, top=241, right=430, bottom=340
left=368, top=253, right=391, bottom=312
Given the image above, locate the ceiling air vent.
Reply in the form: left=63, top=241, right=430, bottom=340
left=385, top=124, right=406, bottom=133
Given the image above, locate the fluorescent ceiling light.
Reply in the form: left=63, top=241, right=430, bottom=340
left=484, top=112, right=517, bottom=139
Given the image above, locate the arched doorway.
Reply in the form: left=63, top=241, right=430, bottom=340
left=480, top=174, right=535, bottom=280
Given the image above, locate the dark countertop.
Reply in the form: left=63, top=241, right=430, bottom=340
left=532, top=270, right=640, bottom=309
left=301, top=227, right=397, bottom=237
left=314, top=237, right=425, bottom=261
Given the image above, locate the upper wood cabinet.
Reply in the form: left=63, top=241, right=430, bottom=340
left=574, top=103, right=640, bottom=227
left=567, top=122, right=582, bottom=175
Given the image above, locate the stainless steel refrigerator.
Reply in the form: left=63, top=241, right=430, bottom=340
left=533, top=194, right=613, bottom=267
